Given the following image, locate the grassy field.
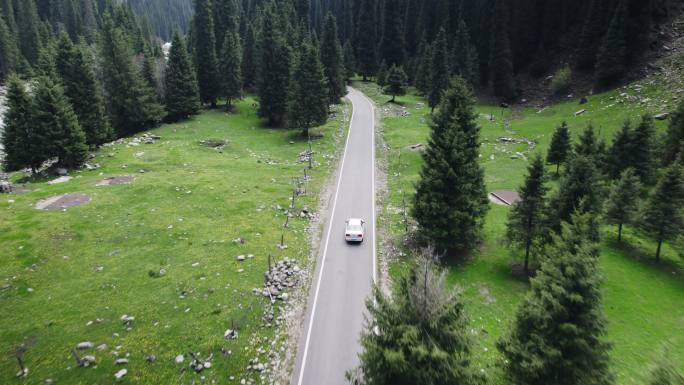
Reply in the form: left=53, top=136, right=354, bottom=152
left=355, top=80, right=684, bottom=384
left=0, top=97, right=349, bottom=384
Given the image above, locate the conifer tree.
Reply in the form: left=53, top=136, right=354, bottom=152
left=356, top=0, right=377, bottom=81
left=219, top=30, right=242, bottom=109
left=499, top=213, right=614, bottom=385
left=1, top=74, right=44, bottom=173
left=288, top=40, right=328, bottom=137
left=506, top=155, right=549, bottom=275
left=595, top=0, right=627, bottom=87
left=257, top=6, right=292, bottom=127
left=352, top=250, right=480, bottom=385
left=428, top=29, right=449, bottom=111
left=141, top=49, right=160, bottom=100
left=376, top=60, right=388, bottom=87
left=412, top=77, right=489, bottom=253
left=490, top=0, right=515, bottom=100
left=55, top=34, right=112, bottom=147
left=547, top=156, right=603, bottom=238
left=605, top=168, right=641, bottom=243
left=378, top=0, right=405, bottom=67
left=607, top=121, right=633, bottom=179
left=630, top=114, right=658, bottom=185
left=32, top=76, right=88, bottom=169
left=664, top=101, right=684, bottom=166
left=547, top=121, right=572, bottom=175
left=575, top=123, right=604, bottom=162
left=384, top=64, right=407, bottom=103
left=342, top=39, right=356, bottom=82
left=453, top=18, right=478, bottom=87
left=14, top=0, right=42, bottom=65
left=100, top=15, right=164, bottom=136
left=415, top=39, right=432, bottom=95
left=241, top=23, right=257, bottom=90
left=194, top=0, right=220, bottom=107
left=165, top=32, right=201, bottom=121
left=320, top=13, right=346, bottom=105
left=0, top=13, right=20, bottom=79
left=639, top=164, right=684, bottom=262
left=213, top=0, right=239, bottom=52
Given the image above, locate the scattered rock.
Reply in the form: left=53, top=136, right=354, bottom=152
left=407, top=143, right=424, bottom=151
left=236, top=255, right=246, bottom=262
left=145, top=354, right=156, bottom=363
left=96, top=344, right=108, bottom=352
left=175, top=354, right=184, bottom=363
left=114, top=369, right=127, bottom=380
left=224, top=329, right=238, bottom=340
left=47, top=176, right=73, bottom=185
left=489, top=190, right=522, bottom=206
left=579, top=97, right=588, bottom=104
left=655, top=112, right=671, bottom=120
left=199, top=139, right=228, bottom=150
left=77, top=342, right=94, bottom=350
left=574, top=109, right=587, bottom=116
left=56, top=168, right=68, bottom=176
left=120, top=314, right=135, bottom=325
left=115, top=358, right=129, bottom=365
left=0, top=180, right=12, bottom=193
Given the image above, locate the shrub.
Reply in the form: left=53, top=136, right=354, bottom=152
left=550, top=66, right=572, bottom=95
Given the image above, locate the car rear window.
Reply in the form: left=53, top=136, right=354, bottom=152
left=348, top=224, right=363, bottom=231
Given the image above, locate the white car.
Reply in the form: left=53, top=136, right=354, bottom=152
left=345, top=218, right=365, bottom=243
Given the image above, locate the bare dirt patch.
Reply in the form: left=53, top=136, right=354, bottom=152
left=96, top=176, right=135, bottom=187
left=36, top=193, right=91, bottom=210
left=489, top=190, right=521, bottom=206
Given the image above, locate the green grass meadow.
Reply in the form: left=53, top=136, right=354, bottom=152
left=0, top=97, right=349, bottom=384
left=355, top=80, right=684, bottom=384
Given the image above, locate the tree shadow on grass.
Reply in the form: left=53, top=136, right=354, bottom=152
left=604, top=237, right=684, bottom=287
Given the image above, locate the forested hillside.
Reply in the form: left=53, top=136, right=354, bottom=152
left=122, top=0, right=193, bottom=40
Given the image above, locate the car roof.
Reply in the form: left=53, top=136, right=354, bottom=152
left=347, top=218, right=363, bottom=225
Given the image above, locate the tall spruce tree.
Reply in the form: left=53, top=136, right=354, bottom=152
left=0, top=13, right=20, bottom=79
left=378, top=0, right=405, bottom=67
left=629, top=114, right=658, bottom=185
left=257, top=6, right=292, bottom=127
left=639, top=164, right=684, bottom=262
left=241, top=23, right=257, bottom=90
left=490, top=0, right=516, bottom=100
left=342, top=39, right=356, bottom=82
left=547, top=155, right=603, bottom=238
left=100, top=15, right=164, bottom=136
left=506, top=155, right=549, bottom=275
left=452, top=18, right=478, bottom=87
left=165, top=32, right=201, bottom=121
left=1, top=74, right=44, bottom=173
left=664, top=101, right=684, bottom=166
left=14, top=0, right=42, bottom=65
left=213, top=0, right=239, bottom=53
left=352, top=251, right=480, bottom=385
left=499, top=213, right=614, bottom=385
left=607, top=121, right=634, bottom=179
left=575, top=123, right=604, bottom=162
left=427, top=29, right=449, bottom=111
left=32, top=76, right=88, bottom=169
left=415, top=38, right=432, bottom=95
left=384, top=64, right=407, bottom=103
left=605, top=168, right=641, bottom=243
left=412, top=77, right=489, bottom=253
left=55, top=33, right=112, bottom=147
left=194, top=0, right=220, bottom=107
left=288, top=40, right=328, bottom=137
left=219, top=30, right=242, bottom=109
left=376, top=60, right=388, bottom=87
left=356, top=0, right=377, bottom=81
left=320, top=13, right=346, bottom=105
left=547, top=122, right=572, bottom=175
left=595, top=0, right=627, bottom=87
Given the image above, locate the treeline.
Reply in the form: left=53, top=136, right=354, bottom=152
left=307, top=0, right=675, bottom=99
left=349, top=76, right=684, bottom=385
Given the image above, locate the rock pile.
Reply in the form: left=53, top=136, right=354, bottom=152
left=254, top=258, right=302, bottom=303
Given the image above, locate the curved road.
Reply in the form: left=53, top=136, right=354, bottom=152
left=292, top=88, right=376, bottom=385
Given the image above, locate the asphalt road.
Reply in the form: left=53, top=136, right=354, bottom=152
left=291, top=88, right=376, bottom=385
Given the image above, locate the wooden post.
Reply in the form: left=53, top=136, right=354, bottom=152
left=284, top=215, right=289, bottom=228
left=291, top=189, right=296, bottom=209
